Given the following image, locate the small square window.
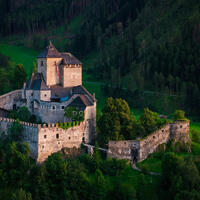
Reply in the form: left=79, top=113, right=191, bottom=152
left=44, top=135, right=47, bottom=139
left=44, top=94, right=47, bottom=97
left=79, top=111, right=83, bottom=115
left=61, top=106, right=65, bottom=110
left=56, top=134, right=59, bottom=139
left=52, top=106, right=55, bottom=110
left=73, top=111, right=77, bottom=116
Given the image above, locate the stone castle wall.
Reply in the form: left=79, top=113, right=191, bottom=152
left=0, top=117, right=39, bottom=159
left=139, top=124, right=171, bottom=161
left=0, top=114, right=95, bottom=162
left=37, top=122, right=86, bottom=162
left=108, top=121, right=190, bottom=162
left=0, top=90, right=22, bottom=110
left=63, top=65, right=82, bottom=87
left=108, top=140, right=140, bottom=160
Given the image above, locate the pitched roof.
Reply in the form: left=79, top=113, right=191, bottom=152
left=50, top=85, right=72, bottom=98
left=37, top=41, right=62, bottom=58
left=25, top=73, right=50, bottom=90
left=61, top=53, right=82, bottom=65
left=72, top=85, right=96, bottom=102
left=68, top=94, right=93, bottom=108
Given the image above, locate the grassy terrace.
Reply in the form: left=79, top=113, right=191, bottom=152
left=0, top=43, right=38, bottom=76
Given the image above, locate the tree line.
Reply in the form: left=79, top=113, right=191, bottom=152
left=0, top=0, right=91, bottom=36
left=70, top=0, right=200, bottom=117
left=0, top=53, right=27, bottom=95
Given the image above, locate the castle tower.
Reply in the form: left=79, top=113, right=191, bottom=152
left=37, top=41, right=82, bottom=88
left=37, top=41, right=62, bottom=86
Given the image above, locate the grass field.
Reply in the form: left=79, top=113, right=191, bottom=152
left=190, top=122, right=200, bottom=132
left=0, top=43, right=38, bottom=76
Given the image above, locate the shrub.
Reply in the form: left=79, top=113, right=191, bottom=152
left=100, top=158, right=127, bottom=176
left=191, top=129, right=200, bottom=144
left=173, top=110, right=187, bottom=121
left=140, top=164, right=150, bottom=174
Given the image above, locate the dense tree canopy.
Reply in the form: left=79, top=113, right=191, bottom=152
left=98, top=98, right=167, bottom=146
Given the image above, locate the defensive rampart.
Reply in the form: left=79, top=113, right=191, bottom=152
left=0, top=117, right=39, bottom=159
left=0, top=90, right=22, bottom=110
left=0, top=116, right=93, bottom=162
left=108, top=121, right=190, bottom=162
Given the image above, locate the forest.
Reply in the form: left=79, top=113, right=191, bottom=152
left=0, top=98, right=200, bottom=199
left=0, top=0, right=199, bottom=117
left=0, top=0, right=200, bottom=199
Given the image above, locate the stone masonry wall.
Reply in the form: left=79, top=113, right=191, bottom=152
left=108, top=140, right=140, bottom=160
left=0, top=90, right=22, bottom=110
left=170, top=121, right=190, bottom=143
left=46, top=58, right=63, bottom=86
left=0, top=114, right=95, bottom=162
left=139, top=124, right=171, bottom=161
left=108, top=121, right=190, bottom=162
left=63, top=65, right=82, bottom=87
left=37, top=122, right=87, bottom=162
left=0, top=117, right=39, bottom=159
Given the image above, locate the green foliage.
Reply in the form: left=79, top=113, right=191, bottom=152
left=13, top=64, right=27, bottom=90
left=9, top=107, right=37, bottom=123
left=58, top=121, right=81, bottom=130
left=191, top=129, right=200, bottom=144
left=100, top=158, right=127, bottom=176
left=11, top=188, right=32, bottom=200
left=0, top=43, right=38, bottom=76
left=98, top=97, right=136, bottom=146
left=98, top=98, right=168, bottom=146
left=9, top=120, right=24, bottom=142
left=173, top=110, right=188, bottom=121
left=161, top=152, right=200, bottom=200
left=108, top=180, right=136, bottom=200
left=64, top=106, right=84, bottom=121
left=0, top=53, right=28, bottom=95
left=138, top=108, right=166, bottom=137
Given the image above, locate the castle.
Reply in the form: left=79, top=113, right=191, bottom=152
left=0, top=42, right=191, bottom=164
left=0, top=42, right=96, bottom=162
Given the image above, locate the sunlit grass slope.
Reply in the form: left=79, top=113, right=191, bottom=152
left=0, top=43, right=38, bottom=76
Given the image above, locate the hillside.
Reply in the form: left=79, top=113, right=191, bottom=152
left=0, top=0, right=200, bottom=117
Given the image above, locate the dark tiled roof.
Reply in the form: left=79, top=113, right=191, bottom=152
left=68, top=96, right=86, bottom=109
left=61, top=53, right=82, bottom=65
left=68, top=94, right=93, bottom=108
left=50, top=85, right=72, bottom=98
left=72, top=85, right=96, bottom=102
left=37, top=41, right=62, bottom=58
left=25, top=73, right=50, bottom=90
left=79, top=94, right=93, bottom=106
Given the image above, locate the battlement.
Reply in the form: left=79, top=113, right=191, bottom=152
left=0, top=115, right=94, bottom=162
left=108, top=121, right=190, bottom=163
left=0, top=117, right=38, bottom=127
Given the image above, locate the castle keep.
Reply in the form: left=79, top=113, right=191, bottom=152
left=0, top=42, right=96, bottom=162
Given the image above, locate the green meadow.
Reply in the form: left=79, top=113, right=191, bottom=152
left=0, top=43, right=38, bottom=76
